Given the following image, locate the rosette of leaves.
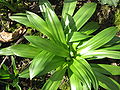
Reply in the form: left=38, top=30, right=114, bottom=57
left=0, top=0, right=120, bottom=90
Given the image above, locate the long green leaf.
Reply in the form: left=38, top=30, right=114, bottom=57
left=9, top=13, right=35, bottom=28
left=6, top=84, right=10, bottom=90
left=80, top=21, right=100, bottom=35
left=29, top=51, right=54, bottom=79
left=104, top=36, right=120, bottom=46
left=25, top=36, right=69, bottom=57
left=76, top=57, right=98, bottom=89
left=26, top=11, right=54, bottom=39
left=0, top=44, right=41, bottom=58
left=70, top=58, right=98, bottom=90
left=11, top=56, right=18, bottom=76
left=77, top=27, right=118, bottom=54
left=73, top=3, right=97, bottom=30
left=10, top=44, right=42, bottom=58
left=69, top=32, right=91, bottom=42
left=103, top=44, right=120, bottom=50
left=94, top=71, right=120, bottom=90
left=0, top=47, right=14, bottom=55
left=91, top=64, right=120, bottom=75
left=0, top=69, right=11, bottom=79
left=39, top=1, right=66, bottom=44
left=70, top=60, right=91, bottom=89
left=61, top=0, right=77, bottom=28
left=42, top=66, right=66, bottom=90
left=46, top=8, right=66, bottom=45
left=68, top=69, right=83, bottom=90
left=39, top=56, right=65, bottom=76
left=19, top=56, right=65, bottom=78
left=39, top=0, right=53, bottom=18
left=82, top=50, right=120, bottom=59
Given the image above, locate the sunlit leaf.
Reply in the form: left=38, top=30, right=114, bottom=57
left=25, top=36, right=69, bottom=57
left=82, top=50, right=120, bottom=59
left=61, top=0, right=77, bottom=28
left=29, top=51, right=54, bottom=79
left=39, top=0, right=53, bottom=18
left=11, top=56, right=18, bottom=76
left=104, top=36, right=120, bottom=46
left=69, top=32, right=91, bottom=42
left=77, top=27, right=118, bottom=54
left=6, top=84, right=10, bottom=90
left=68, top=69, right=83, bottom=90
left=0, top=69, right=11, bottom=79
left=9, top=13, right=35, bottom=28
left=73, top=3, right=97, bottom=30
left=26, top=11, right=54, bottom=39
left=46, top=8, right=66, bottom=45
left=0, top=47, right=14, bottom=55
left=39, top=56, right=65, bottom=76
left=19, top=68, right=29, bottom=78
left=70, top=58, right=98, bottom=90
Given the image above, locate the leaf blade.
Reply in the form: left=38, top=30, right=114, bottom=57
left=0, top=44, right=41, bottom=58
left=94, top=71, right=120, bottom=90
left=42, top=66, right=66, bottom=90
left=82, top=50, right=120, bottom=59
left=61, top=0, right=77, bottom=28
left=91, top=64, right=120, bottom=75
left=25, top=36, right=69, bottom=57
left=73, top=3, right=97, bottom=30
left=46, top=8, right=66, bottom=45
left=80, top=21, right=100, bottom=35
left=68, top=69, right=83, bottom=90
left=77, top=27, right=118, bottom=54
left=70, top=58, right=98, bottom=89
left=29, top=51, right=54, bottom=79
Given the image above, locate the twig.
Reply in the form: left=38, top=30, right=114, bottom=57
left=14, top=30, right=27, bottom=45
left=14, top=37, right=25, bottom=45
left=0, top=56, right=8, bottom=68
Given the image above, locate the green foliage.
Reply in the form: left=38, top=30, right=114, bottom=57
left=115, top=9, right=120, bottom=30
left=0, top=0, right=120, bottom=90
left=98, top=0, right=120, bottom=7
left=0, top=0, right=26, bottom=12
left=0, top=57, right=21, bottom=90
left=0, top=0, right=16, bottom=11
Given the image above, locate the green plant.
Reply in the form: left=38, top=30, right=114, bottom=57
left=0, top=56, right=21, bottom=90
left=0, top=0, right=120, bottom=89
